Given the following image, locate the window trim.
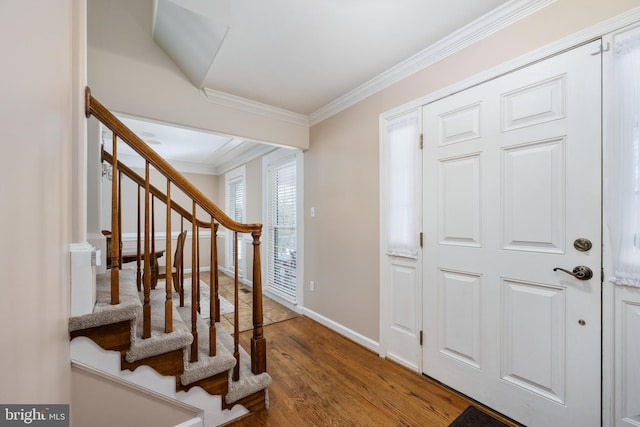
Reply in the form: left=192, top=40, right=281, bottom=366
left=262, top=148, right=304, bottom=310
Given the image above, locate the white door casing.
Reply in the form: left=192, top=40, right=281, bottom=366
left=422, top=41, right=602, bottom=426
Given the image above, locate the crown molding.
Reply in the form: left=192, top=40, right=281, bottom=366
left=380, top=6, right=640, bottom=121
left=201, top=88, right=309, bottom=127
left=200, top=1, right=556, bottom=128
left=308, top=0, right=556, bottom=126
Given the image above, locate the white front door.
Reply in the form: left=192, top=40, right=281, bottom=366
left=422, top=41, right=602, bottom=426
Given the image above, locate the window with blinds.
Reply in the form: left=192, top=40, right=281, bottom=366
left=225, top=166, right=245, bottom=276
left=265, top=156, right=297, bottom=302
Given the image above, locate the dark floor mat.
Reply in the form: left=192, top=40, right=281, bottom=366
left=449, top=406, right=510, bottom=427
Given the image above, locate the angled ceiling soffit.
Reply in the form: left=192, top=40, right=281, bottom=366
left=153, top=0, right=230, bottom=88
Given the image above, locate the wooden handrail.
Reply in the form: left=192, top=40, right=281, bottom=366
left=87, top=87, right=261, bottom=235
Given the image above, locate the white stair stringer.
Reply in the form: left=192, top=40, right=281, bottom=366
left=70, top=337, right=250, bottom=427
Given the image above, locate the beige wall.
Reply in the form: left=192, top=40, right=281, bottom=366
left=71, top=366, right=199, bottom=426
left=87, top=0, right=309, bottom=150
left=0, top=0, right=74, bottom=403
left=304, top=0, right=640, bottom=341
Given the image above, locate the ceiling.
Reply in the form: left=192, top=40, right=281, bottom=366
left=109, top=0, right=523, bottom=175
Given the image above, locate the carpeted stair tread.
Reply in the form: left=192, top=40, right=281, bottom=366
left=69, top=268, right=141, bottom=332
left=176, top=306, right=236, bottom=386
left=215, top=320, right=272, bottom=404
left=125, top=288, right=193, bottom=363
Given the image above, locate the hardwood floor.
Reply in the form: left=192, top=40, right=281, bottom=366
left=192, top=271, right=299, bottom=333
left=226, top=316, right=519, bottom=427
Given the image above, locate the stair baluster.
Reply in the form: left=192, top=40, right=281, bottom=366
left=110, top=132, right=120, bottom=305
left=190, top=201, right=199, bottom=363
left=213, top=224, right=220, bottom=323
left=233, top=231, right=240, bottom=381
left=251, top=230, right=266, bottom=374
left=196, top=225, right=201, bottom=314
left=179, top=216, right=185, bottom=308
left=165, top=179, right=173, bottom=333
left=142, top=161, right=152, bottom=339
left=136, top=186, right=142, bottom=290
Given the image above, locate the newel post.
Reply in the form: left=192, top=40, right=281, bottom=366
left=251, top=230, right=266, bottom=374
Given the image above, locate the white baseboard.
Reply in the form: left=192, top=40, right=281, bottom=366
left=300, top=307, right=380, bottom=354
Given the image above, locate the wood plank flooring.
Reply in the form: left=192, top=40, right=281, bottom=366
left=226, top=316, right=519, bottom=427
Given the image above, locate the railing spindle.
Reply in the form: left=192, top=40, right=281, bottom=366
left=251, top=230, right=266, bottom=374
left=190, top=201, right=198, bottom=362
left=196, top=226, right=201, bottom=314
left=118, top=170, right=123, bottom=269
left=233, top=231, right=240, bottom=381
left=180, top=216, right=185, bottom=308
left=110, top=132, right=120, bottom=305
left=143, top=161, right=152, bottom=339
left=136, top=185, right=141, bottom=291
left=151, top=194, right=156, bottom=268
left=209, top=218, right=217, bottom=357
left=165, top=179, right=173, bottom=333
left=213, top=223, right=220, bottom=323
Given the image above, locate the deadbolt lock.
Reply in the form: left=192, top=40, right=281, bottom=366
left=574, top=238, right=592, bottom=252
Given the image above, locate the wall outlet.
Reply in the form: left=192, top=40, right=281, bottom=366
left=309, top=280, right=315, bottom=291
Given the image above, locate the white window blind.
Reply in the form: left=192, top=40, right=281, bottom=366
left=606, top=31, right=640, bottom=287
left=385, top=112, right=420, bottom=259
left=226, top=169, right=245, bottom=276
left=265, top=157, right=297, bottom=302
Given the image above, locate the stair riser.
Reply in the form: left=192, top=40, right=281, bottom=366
left=70, top=320, right=131, bottom=352
left=177, top=371, right=229, bottom=397
left=122, top=348, right=184, bottom=377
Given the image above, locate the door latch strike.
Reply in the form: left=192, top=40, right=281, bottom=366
left=419, top=330, right=423, bottom=346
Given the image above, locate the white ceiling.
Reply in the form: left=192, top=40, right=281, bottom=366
left=109, top=0, right=536, bottom=175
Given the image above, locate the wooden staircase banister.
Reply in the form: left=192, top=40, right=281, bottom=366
left=86, top=87, right=261, bottom=235
left=87, top=86, right=267, bottom=380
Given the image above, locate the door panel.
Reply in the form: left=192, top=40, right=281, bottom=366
left=387, top=257, right=421, bottom=371
left=423, top=41, right=602, bottom=426
left=502, top=138, right=565, bottom=252
left=438, top=154, right=482, bottom=247
left=501, top=278, right=566, bottom=404
left=439, top=269, right=482, bottom=368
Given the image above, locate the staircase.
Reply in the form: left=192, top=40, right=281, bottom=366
left=69, top=87, right=270, bottom=426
